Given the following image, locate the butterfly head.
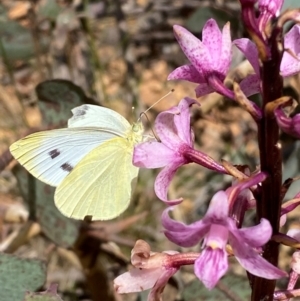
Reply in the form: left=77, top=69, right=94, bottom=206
left=129, top=121, right=144, bottom=144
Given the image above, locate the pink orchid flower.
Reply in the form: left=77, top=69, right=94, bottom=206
left=274, top=107, right=300, bottom=139
left=281, top=25, right=300, bottom=77
left=232, top=38, right=262, bottom=96
left=133, top=97, right=226, bottom=204
left=167, top=19, right=261, bottom=99
left=162, top=190, right=287, bottom=290
left=239, top=0, right=284, bottom=48
left=234, top=24, right=300, bottom=79
left=114, top=240, right=179, bottom=301
left=258, top=0, right=284, bottom=29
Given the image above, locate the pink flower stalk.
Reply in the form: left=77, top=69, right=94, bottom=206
left=114, top=240, right=180, bottom=301
left=281, top=25, right=300, bottom=77
left=168, top=19, right=236, bottom=99
left=162, top=190, right=287, bottom=289
left=274, top=107, right=300, bottom=139
left=133, top=97, right=226, bottom=204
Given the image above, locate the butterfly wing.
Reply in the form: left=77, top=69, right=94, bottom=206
left=55, top=137, right=139, bottom=220
left=10, top=105, right=132, bottom=186
left=68, top=104, right=131, bottom=136
left=9, top=128, right=119, bottom=186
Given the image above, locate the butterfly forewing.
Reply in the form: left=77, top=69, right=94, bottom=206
left=9, top=128, right=119, bottom=186
left=68, top=105, right=131, bottom=137
left=55, top=137, right=139, bottom=220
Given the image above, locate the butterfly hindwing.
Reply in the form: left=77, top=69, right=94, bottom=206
left=55, top=137, right=139, bottom=220
left=9, top=128, right=119, bottom=186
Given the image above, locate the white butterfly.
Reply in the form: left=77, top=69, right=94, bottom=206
left=10, top=104, right=144, bottom=220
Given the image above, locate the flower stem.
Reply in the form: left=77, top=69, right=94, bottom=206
left=252, top=28, right=283, bottom=301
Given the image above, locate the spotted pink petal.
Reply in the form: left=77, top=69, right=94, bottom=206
left=281, top=25, right=300, bottom=77
left=133, top=142, right=177, bottom=168
left=173, top=25, right=211, bottom=76
left=194, top=248, right=228, bottom=290
left=167, top=64, right=205, bottom=83
left=154, top=158, right=187, bottom=204
left=202, top=19, right=222, bottom=66
left=220, top=22, right=232, bottom=75
left=233, top=38, right=260, bottom=75
left=229, top=232, right=287, bottom=279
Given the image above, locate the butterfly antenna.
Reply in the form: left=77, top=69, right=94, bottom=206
left=139, top=112, right=161, bottom=141
left=137, top=89, right=175, bottom=122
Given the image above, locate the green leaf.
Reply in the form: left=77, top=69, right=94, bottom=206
left=0, top=253, right=46, bottom=301
left=37, top=0, right=61, bottom=21
left=182, top=273, right=251, bottom=301
left=24, top=284, right=63, bottom=301
left=0, top=8, right=49, bottom=61
left=13, top=165, right=80, bottom=248
left=36, top=80, right=96, bottom=127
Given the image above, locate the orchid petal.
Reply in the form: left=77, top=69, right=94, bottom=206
left=173, top=25, right=210, bottom=76
left=259, top=0, right=283, bottom=17
left=239, top=74, right=261, bottom=97
left=162, top=208, right=209, bottom=247
left=287, top=228, right=300, bottom=241
left=155, top=108, right=183, bottom=149
left=155, top=97, right=196, bottom=147
left=194, top=248, right=228, bottom=290
left=205, top=191, right=229, bottom=221
left=195, top=84, right=215, bottom=97
left=154, top=158, right=187, bottom=204
left=148, top=268, right=178, bottom=301
left=219, top=22, right=232, bottom=75
left=133, top=142, right=177, bottom=168
left=229, top=234, right=287, bottom=279
left=231, top=218, right=272, bottom=247
left=274, top=108, right=300, bottom=138
left=274, top=108, right=291, bottom=129
left=202, top=19, right=222, bottom=65
left=114, top=268, right=163, bottom=293
left=281, top=25, right=300, bottom=77
left=233, top=38, right=260, bottom=75
left=167, top=64, right=205, bottom=83
left=174, top=97, right=198, bottom=146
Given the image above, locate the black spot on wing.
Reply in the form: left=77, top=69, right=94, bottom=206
left=74, top=105, right=89, bottom=117
left=49, top=149, right=60, bottom=159
left=60, top=163, right=73, bottom=172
